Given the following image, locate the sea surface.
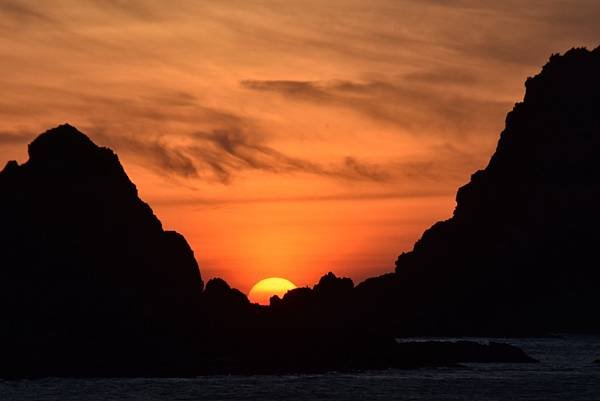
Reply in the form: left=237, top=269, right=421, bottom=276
left=1, top=336, right=599, bottom=401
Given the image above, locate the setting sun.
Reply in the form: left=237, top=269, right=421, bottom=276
left=248, top=277, right=297, bottom=305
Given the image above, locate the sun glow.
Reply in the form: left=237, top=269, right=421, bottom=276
left=248, top=277, right=297, bottom=305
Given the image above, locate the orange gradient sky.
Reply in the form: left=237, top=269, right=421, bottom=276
left=1, top=1, right=599, bottom=291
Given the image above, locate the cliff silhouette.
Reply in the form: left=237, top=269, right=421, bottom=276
left=0, top=124, right=203, bottom=375
left=356, top=46, right=600, bottom=335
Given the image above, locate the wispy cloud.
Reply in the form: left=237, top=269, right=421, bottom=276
left=189, top=129, right=391, bottom=183
left=97, top=133, right=199, bottom=178
left=0, top=131, right=33, bottom=145
left=241, top=79, right=511, bottom=137
left=150, top=190, right=451, bottom=207
left=95, top=127, right=391, bottom=184
left=88, top=0, right=163, bottom=21
left=0, top=1, right=55, bottom=25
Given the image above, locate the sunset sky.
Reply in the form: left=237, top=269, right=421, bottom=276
left=1, top=0, right=599, bottom=292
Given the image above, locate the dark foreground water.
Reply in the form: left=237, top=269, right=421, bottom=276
left=2, top=336, right=600, bottom=401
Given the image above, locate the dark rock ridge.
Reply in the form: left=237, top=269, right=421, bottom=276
left=201, top=277, right=260, bottom=329
left=0, top=124, right=203, bottom=376
left=357, top=46, right=600, bottom=335
left=268, top=271, right=355, bottom=328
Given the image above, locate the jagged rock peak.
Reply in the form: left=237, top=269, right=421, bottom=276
left=523, top=46, right=600, bottom=104
left=13, top=123, right=128, bottom=179
left=0, top=122, right=204, bottom=322
left=26, top=124, right=105, bottom=164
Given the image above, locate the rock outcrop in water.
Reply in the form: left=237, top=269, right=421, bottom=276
left=394, top=341, right=537, bottom=365
left=0, top=124, right=203, bottom=376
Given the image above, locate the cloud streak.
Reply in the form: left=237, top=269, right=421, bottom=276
left=149, top=190, right=451, bottom=207
left=241, top=79, right=511, bottom=137
left=93, top=122, right=479, bottom=188
left=0, top=1, right=55, bottom=25
left=0, top=132, right=31, bottom=145
left=96, top=127, right=391, bottom=184
left=190, top=129, right=392, bottom=183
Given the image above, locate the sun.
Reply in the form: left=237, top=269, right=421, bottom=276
left=248, top=277, right=297, bottom=305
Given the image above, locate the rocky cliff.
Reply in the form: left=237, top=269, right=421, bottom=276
left=0, top=124, right=203, bottom=375
left=384, top=47, right=600, bottom=334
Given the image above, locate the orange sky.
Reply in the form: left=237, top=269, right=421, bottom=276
left=1, top=1, right=599, bottom=292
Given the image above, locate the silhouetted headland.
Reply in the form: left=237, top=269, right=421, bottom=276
left=367, top=46, right=600, bottom=336
left=3, top=45, right=600, bottom=377
left=0, top=124, right=204, bottom=376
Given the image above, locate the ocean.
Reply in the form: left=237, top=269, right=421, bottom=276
left=2, top=336, right=599, bottom=401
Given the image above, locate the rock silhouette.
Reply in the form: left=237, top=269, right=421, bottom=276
left=201, top=277, right=262, bottom=330
left=394, top=341, right=537, bottom=365
left=0, top=124, right=203, bottom=376
left=268, top=272, right=356, bottom=329
left=358, top=46, right=600, bottom=335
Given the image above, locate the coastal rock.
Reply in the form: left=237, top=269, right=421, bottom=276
left=268, top=272, right=355, bottom=328
left=0, top=124, right=203, bottom=376
left=201, top=278, right=260, bottom=329
left=363, top=47, right=600, bottom=335
left=394, top=341, right=537, bottom=365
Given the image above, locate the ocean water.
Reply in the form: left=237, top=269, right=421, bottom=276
left=1, top=336, right=599, bottom=401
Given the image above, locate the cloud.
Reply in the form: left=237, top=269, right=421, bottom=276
left=339, top=157, right=390, bottom=182
left=0, top=131, right=33, bottom=145
left=88, top=0, right=162, bottom=21
left=241, top=78, right=511, bottom=137
left=403, top=66, right=482, bottom=86
left=96, top=127, right=391, bottom=184
left=92, top=123, right=479, bottom=188
left=149, top=190, right=451, bottom=207
left=0, top=75, right=483, bottom=187
left=190, top=129, right=392, bottom=183
left=0, top=1, right=55, bottom=25
left=0, top=78, right=391, bottom=185
left=190, top=129, right=320, bottom=182
left=241, top=80, right=331, bottom=101
left=103, top=134, right=199, bottom=178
